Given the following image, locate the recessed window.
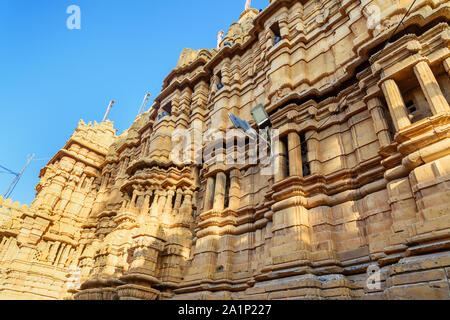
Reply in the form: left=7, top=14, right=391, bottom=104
left=406, top=100, right=417, bottom=114
left=270, top=22, right=282, bottom=45
left=158, top=102, right=172, bottom=120
left=162, top=102, right=172, bottom=115
left=216, top=71, right=224, bottom=90
left=171, top=192, right=177, bottom=209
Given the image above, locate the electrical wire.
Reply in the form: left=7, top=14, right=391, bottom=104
left=0, top=164, right=19, bottom=176
left=2, top=154, right=37, bottom=198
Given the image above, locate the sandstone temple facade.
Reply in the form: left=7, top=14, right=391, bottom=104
left=1, top=0, right=450, bottom=300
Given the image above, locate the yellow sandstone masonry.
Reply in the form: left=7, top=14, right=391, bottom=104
left=1, top=0, right=450, bottom=300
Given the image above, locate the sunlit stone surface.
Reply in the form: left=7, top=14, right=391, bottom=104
left=1, top=0, right=450, bottom=300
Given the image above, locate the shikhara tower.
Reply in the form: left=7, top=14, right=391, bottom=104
left=1, top=0, right=450, bottom=300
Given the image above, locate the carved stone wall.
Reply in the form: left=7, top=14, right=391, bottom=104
left=1, top=0, right=449, bottom=300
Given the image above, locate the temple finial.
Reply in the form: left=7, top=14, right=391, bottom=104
left=217, top=30, right=224, bottom=49
left=245, top=0, right=251, bottom=10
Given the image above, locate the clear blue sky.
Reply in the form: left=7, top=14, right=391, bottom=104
left=0, top=0, right=269, bottom=205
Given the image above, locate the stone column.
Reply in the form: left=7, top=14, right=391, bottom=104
left=141, top=192, right=152, bottom=214
left=413, top=61, right=450, bottom=115
left=381, top=79, right=411, bottom=131
left=173, top=188, right=183, bottom=212
left=279, top=19, right=289, bottom=38
left=180, top=191, right=194, bottom=224
left=203, top=177, right=215, bottom=211
left=274, top=137, right=288, bottom=182
left=54, top=243, right=65, bottom=266
left=48, top=241, right=60, bottom=264
left=306, top=130, right=321, bottom=175
left=120, top=158, right=129, bottom=175
left=158, top=191, right=167, bottom=210
left=229, top=169, right=240, bottom=210
left=444, top=57, right=450, bottom=76
left=129, top=190, right=138, bottom=209
left=164, top=190, right=175, bottom=214
left=287, top=132, right=303, bottom=177
left=213, top=172, right=227, bottom=212
left=150, top=191, right=160, bottom=217
left=101, top=173, right=110, bottom=190
left=367, top=97, right=392, bottom=148
left=141, top=140, right=147, bottom=157
left=58, top=244, right=71, bottom=267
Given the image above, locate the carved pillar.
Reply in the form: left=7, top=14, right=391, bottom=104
left=173, top=188, right=183, bottom=213
left=141, top=192, right=152, bottom=214
left=129, top=190, right=138, bottom=209
left=100, top=173, right=110, bottom=191
left=306, top=130, right=321, bottom=175
left=381, top=79, right=411, bottom=131
left=179, top=190, right=194, bottom=223
left=229, top=169, right=240, bottom=210
left=164, top=190, right=175, bottom=214
left=367, top=97, right=392, bottom=148
left=213, top=172, right=227, bottom=212
left=274, top=137, right=288, bottom=182
left=413, top=61, right=450, bottom=115
left=140, top=140, right=147, bottom=158
left=279, top=19, right=289, bottom=38
left=57, top=244, right=71, bottom=267
left=158, top=191, right=167, bottom=210
left=54, top=243, right=65, bottom=266
left=204, top=177, right=215, bottom=211
left=287, top=132, right=303, bottom=177
left=150, top=191, right=160, bottom=217
left=48, top=241, right=60, bottom=264
left=120, top=158, right=130, bottom=175
left=444, top=57, right=450, bottom=76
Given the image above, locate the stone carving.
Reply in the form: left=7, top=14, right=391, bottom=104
left=1, top=1, right=450, bottom=301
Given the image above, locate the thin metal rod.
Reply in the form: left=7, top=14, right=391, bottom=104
left=102, top=100, right=115, bottom=122
left=137, top=94, right=151, bottom=116
left=3, top=154, right=35, bottom=198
